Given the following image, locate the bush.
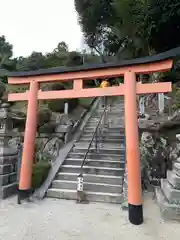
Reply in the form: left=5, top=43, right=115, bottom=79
left=38, top=108, right=52, bottom=126
left=51, top=82, right=66, bottom=91
left=47, top=82, right=79, bottom=113
left=48, top=99, right=65, bottom=112
left=32, top=161, right=51, bottom=190
left=47, top=83, right=67, bottom=112
left=48, top=98, right=79, bottom=113
left=79, top=98, right=93, bottom=109
left=0, top=81, right=6, bottom=99
left=68, top=98, right=79, bottom=112
left=39, top=123, right=56, bottom=134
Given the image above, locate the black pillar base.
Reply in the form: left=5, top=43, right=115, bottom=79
left=17, top=189, right=33, bottom=205
left=128, top=203, right=143, bottom=225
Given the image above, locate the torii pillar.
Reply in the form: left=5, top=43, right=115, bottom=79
left=18, top=81, right=39, bottom=203
left=124, top=71, right=143, bottom=225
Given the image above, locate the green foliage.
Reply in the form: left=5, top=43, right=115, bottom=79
left=16, top=52, right=46, bottom=71
left=79, top=98, right=93, bottom=109
left=48, top=100, right=65, bottom=113
left=51, top=82, right=66, bottom=91
left=75, top=0, right=180, bottom=59
left=68, top=98, right=79, bottom=112
left=47, top=82, right=79, bottom=113
left=38, top=108, right=52, bottom=127
left=0, top=81, right=6, bottom=98
left=32, top=161, right=51, bottom=190
left=66, top=51, right=83, bottom=66
left=171, top=85, right=180, bottom=110
left=38, top=123, right=56, bottom=134
left=47, top=83, right=67, bottom=113
left=0, top=35, right=15, bottom=83
left=48, top=98, right=79, bottom=113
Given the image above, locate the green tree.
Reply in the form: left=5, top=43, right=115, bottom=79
left=75, top=0, right=180, bottom=59
left=0, top=35, right=14, bottom=83
left=16, top=52, right=46, bottom=71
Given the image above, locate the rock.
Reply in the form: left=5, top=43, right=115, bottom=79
left=170, top=110, right=180, bottom=122
left=56, top=113, right=74, bottom=126
left=138, top=113, right=151, bottom=120
left=43, top=137, right=64, bottom=159
left=8, top=137, right=20, bottom=150
left=141, top=132, right=154, bottom=147
left=140, top=131, right=168, bottom=182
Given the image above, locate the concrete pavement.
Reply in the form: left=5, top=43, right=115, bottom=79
left=0, top=194, right=179, bottom=239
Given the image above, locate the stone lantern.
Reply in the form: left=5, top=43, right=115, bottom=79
left=0, top=103, right=18, bottom=199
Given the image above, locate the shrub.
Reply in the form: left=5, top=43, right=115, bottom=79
left=32, top=161, right=51, bottom=190
left=38, top=108, right=52, bottom=126
left=68, top=98, right=79, bottom=112
left=48, top=98, right=79, bottom=113
left=79, top=98, right=93, bottom=109
left=48, top=99, right=65, bottom=112
left=48, top=83, right=67, bottom=112
left=0, top=81, right=6, bottom=99
left=39, top=123, right=56, bottom=134
left=51, top=82, right=66, bottom=91
left=47, top=82, right=79, bottom=113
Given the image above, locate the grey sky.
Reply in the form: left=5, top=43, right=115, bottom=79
left=0, top=0, right=83, bottom=57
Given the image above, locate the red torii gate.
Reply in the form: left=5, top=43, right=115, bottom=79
left=8, top=47, right=179, bottom=225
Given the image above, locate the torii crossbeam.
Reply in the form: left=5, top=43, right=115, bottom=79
left=8, top=46, right=180, bottom=225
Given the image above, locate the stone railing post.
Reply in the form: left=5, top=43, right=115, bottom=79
left=64, top=102, right=69, bottom=115
left=139, top=97, right=145, bottom=115
left=158, top=93, right=165, bottom=115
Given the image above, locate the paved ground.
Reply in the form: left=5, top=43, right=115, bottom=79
left=0, top=194, right=179, bottom=239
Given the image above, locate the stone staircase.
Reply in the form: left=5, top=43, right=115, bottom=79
left=155, top=160, right=180, bottom=220
left=47, top=98, right=126, bottom=203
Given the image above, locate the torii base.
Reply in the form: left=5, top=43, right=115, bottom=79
left=17, top=188, right=33, bottom=204
left=129, top=204, right=143, bottom=225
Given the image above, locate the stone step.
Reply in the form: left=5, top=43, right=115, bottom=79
left=74, top=142, right=124, bottom=150
left=82, top=132, right=125, bottom=138
left=93, top=110, right=124, bottom=113
left=92, top=115, right=124, bottom=119
left=161, top=179, right=180, bottom=204
left=56, top=172, right=123, bottom=185
left=46, top=189, right=123, bottom=204
left=88, top=119, right=124, bottom=124
left=167, top=170, right=180, bottom=190
left=51, top=180, right=122, bottom=194
left=79, top=137, right=124, bottom=144
left=67, top=152, right=124, bottom=160
left=155, top=187, right=180, bottom=220
left=0, top=182, right=17, bottom=199
left=64, top=158, right=125, bottom=168
left=97, top=108, right=124, bottom=112
left=59, top=165, right=124, bottom=176
left=89, top=115, right=124, bottom=120
left=72, top=147, right=124, bottom=155
left=85, top=123, right=124, bottom=128
left=84, top=127, right=124, bottom=132
left=98, top=105, right=124, bottom=109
